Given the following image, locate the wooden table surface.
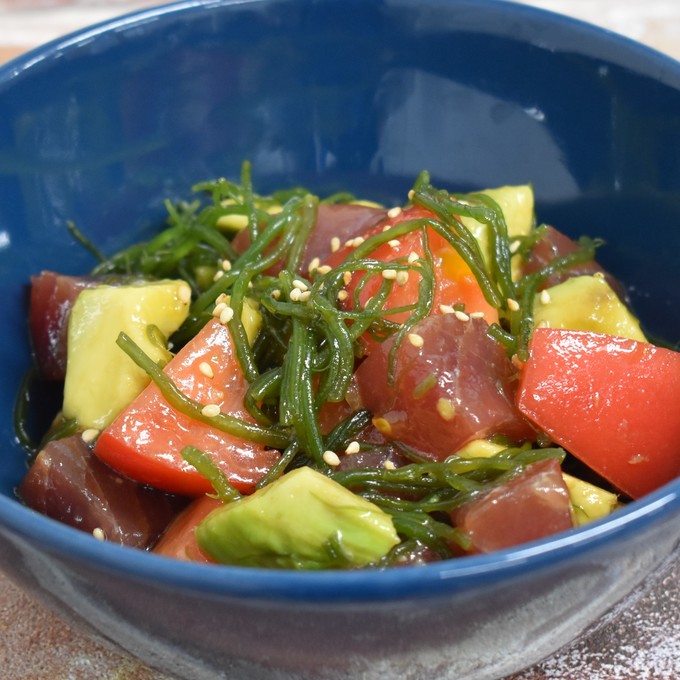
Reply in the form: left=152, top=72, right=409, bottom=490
left=1, top=1, right=680, bottom=678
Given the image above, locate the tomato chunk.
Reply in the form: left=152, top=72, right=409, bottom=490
left=94, top=319, right=280, bottom=496
left=324, top=205, right=498, bottom=353
left=453, top=458, right=573, bottom=553
left=355, top=314, right=534, bottom=459
left=517, top=328, right=680, bottom=499
left=153, top=495, right=221, bottom=563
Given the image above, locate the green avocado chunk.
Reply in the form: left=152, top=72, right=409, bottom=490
left=196, top=467, right=400, bottom=569
left=62, top=280, right=191, bottom=430
left=532, top=274, right=646, bottom=342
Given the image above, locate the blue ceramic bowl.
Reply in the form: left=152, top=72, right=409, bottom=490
left=2, top=1, right=680, bottom=678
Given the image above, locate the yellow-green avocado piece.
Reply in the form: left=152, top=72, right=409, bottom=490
left=62, top=279, right=191, bottom=430
left=460, top=185, right=534, bottom=280
left=563, top=474, right=619, bottom=526
left=533, top=274, right=646, bottom=341
left=196, top=467, right=400, bottom=569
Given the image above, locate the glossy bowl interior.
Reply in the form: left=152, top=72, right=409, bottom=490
left=2, top=1, right=680, bottom=678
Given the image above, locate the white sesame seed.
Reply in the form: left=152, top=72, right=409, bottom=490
left=316, top=264, right=332, bottom=276
left=454, top=310, right=470, bottom=322
left=81, top=428, right=99, bottom=444
left=382, top=269, right=398, bottom=280
left=289, top=288, right=302, bottom=302
left=308, top=257, right=321, bottom=273
left=212, top=302, right=227, bottom=317
left=337, top=289, right=349, bottom=302
left=92, top=527, right=106, bottom=541
left=345, top=236, right=364, bottom=248
left=540, top=289, right=551, bottom=305
left=213, top=270, right=224, bottom=281
left=298, top=290, right=312, bottom=302
left=221, top=259, right=232, bottom=271
left=292, top=279, right=309, bottom=292
left=330, top=236, right=341, bottom=252
left=407, top=251, right=419, bottom=264
left=436, top=398, right=455, bottom=421
left=372, top=417, right=392, bottom=436
left=396, top=271, right=409, bottom=286
left=199, top=362, right=214, bottom=379
left=343, top=271, right=352, bottom=286
left=271, top=289, right=281, bottom=299
left=215, top=293, right=229, bottom=305
left=178, top=284, right=192, bottom=304
left=387, top=206, right=402, bottom=219
left=408, top=333, right=424, bottom=348
left=382, top=224, right=393, bottom=232
left=219, top=306, right=234, bottom=324
left=509, top=240, right=521, bottom=254
left=469, top=311, right=486, bottom=319
left=345, top=441, right=361, bottom=454
left=323, top=450, right=341, bottom=467
left=439, top=304, right=455, bottom=314
left=407, top=189, right=415, bottom=200
left=201, top=404, right=221, bottom=418
left=388, top=239, right=401, bottom=248
left=507, top=298, right=520, bottom=312
left=383, top=459, right=397, bottom=471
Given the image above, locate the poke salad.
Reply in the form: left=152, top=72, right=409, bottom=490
left=14, top=163, right=680, bottom=569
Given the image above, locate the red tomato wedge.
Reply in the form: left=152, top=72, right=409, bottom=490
left=356, top=314, right=535, bottom=459
left=94, top=319, right=280, bottom=496
left=153, top=495, right=222, bottom=563
left=324, top=205, right=498, bottom=352
left=453, top=458, right=573, bottom=553
left=517, top=328, right=680, bottom=499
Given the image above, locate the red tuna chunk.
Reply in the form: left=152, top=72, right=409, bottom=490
left=453, top=458, right=574, bottom=553
left=18, top=434, right=185, bottom=548
left=355, top=314, right=535, bottom=460
left=232, top=202, right=386, bottom=275
left=29, top=271, right=98, bottom=380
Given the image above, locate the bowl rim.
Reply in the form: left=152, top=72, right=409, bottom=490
left=2, top=0, right=680, bottom=83
left=1, top=480, right=679, bottom=602
left=2, top=0, right=680, bottom=603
